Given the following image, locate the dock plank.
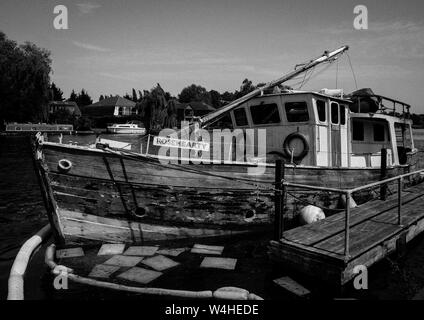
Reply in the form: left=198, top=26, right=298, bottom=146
left=314, top=199, right=423, bottom=258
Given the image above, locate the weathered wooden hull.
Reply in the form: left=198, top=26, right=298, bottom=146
left=35, top=142, right=417, bottom=245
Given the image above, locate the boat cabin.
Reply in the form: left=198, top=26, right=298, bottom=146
left=203, top=90, right=415, bottom=168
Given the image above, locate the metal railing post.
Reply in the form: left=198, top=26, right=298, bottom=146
left=344, top=191, right=351, bottom=260
left=398, top=176, right=403, bottom=225
left=274, top=160, right=284, bottom=241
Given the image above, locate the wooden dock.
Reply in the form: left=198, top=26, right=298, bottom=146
left=269, top=170, right=424, bottom=287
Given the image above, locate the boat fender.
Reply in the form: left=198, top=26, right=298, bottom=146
left=282, top=133, right=309, bottom=162
left=58, top=159, right=73, bottom=173
left=299, top=205, right=325, bottom=225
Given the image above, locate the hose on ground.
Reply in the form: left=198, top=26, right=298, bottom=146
left=45, top=243, right=263, bottom=300
left=7, top=224, right=51, bottom=300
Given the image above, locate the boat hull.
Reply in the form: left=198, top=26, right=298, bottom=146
left=36, top=142, right=418, bottom=245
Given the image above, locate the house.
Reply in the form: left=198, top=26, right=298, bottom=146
left=82, top=96, right=137, bottom=118
left=175, top=101, right=215, bottom=122
left=48, top=101, right=81, bottom=117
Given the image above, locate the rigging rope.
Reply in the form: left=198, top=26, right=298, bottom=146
left=347, top=53, right=358, bottom=90
left=336, top=57, right=339, bottom=88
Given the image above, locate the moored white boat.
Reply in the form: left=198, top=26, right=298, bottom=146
left=106, top=122, right=146, bottom=134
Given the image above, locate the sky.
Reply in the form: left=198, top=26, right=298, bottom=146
left=1, top=0, right=424, bottom=111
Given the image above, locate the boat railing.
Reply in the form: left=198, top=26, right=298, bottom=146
left=277, top=167, right=424, bottom=262
left=353, top=94, right=411, bottom=118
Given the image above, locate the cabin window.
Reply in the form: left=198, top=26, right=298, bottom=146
left=234, top=108, right=248, bottom=126
left=352, top=120, right=364, bottom=141
left=373, top=123, right=385, bottom=141
left=340, top=105, right=346, bottom=125
left=118, top=107, right=123, bottom=116
left=316, top=100, right=326, bottom=122
left=284, top=102, right=309, bottom=122
left=131, top=107, right=137, bottom=115
left=331, top=102, right=339, bottom=124
left=207, top=113, right=234, bottom=130
left=395, top=123, right=413, bottom=148
left=250, top=103, right=281, bottom=125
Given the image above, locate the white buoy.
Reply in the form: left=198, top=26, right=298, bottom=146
left=299, top=205, right=325, bottom=225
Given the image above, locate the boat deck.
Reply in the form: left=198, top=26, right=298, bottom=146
left=269, top=181, right=424, bottom=286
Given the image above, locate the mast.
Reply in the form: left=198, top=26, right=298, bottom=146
left=200, top=45, right=349, bottom=125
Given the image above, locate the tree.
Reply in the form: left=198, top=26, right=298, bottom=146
left=74, top=115, right=92, bottom=131
left=49, top=82, right=64, bottom=101
left=209, top=90, right=222, bottom=109
left=137, top=83, right=177, bottom=132
left=220, top=91, right=235, bottom=104
left=75, top=89, right=93, bottom=107
left=99, top=95, right=105, bottom=101
left=69, top=90, right=77, bottom=102
left=178, top=84, right=211, bottom=105
left=132, top=88, right=138, bottom=102
left=0, top=32, right=52, bottom=122
left=234, top=78, right=255, bottom=99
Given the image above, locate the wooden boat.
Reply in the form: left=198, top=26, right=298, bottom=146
left=33, top=46, right=419, bottom=245
left=106, top=122, right=146, bottom=134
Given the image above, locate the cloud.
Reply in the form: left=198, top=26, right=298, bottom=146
left=72, top=41, right=111, bottom=52
left=76, top=3, right=101, bottom=14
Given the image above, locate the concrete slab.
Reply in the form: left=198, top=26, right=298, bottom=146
left=103, top=255, right=143, bottom=267
left=200, top=257, right=237, bottom=270
left=97, top=243, right=126, bottom=256
left=273, top=276, right=310, bottom=297
left=88, top=264, right=120, bottom=279
left=141, top=255, right=180, bottom=271
left=56, top=247, right=84, bottom=259
left=123, top=246, right=158, bottom=256
left=117, top=267, right=162, bottom=284
left=157, top=248, right=187, bottom=257
left=191, top=244, right=224, bottom=255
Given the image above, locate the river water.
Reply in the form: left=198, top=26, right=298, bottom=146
left=1, top=132, right=424, bottom=300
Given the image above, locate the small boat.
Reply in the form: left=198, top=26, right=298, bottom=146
left=106, top=122, right=146, bottom=134
left=33, top=46, right=420, bottom=245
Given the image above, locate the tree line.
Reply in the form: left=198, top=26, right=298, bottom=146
left=47, top=78, right=265, bottom=131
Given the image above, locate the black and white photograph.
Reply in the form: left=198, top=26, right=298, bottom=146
left=1, top=0, right=424, bottom=312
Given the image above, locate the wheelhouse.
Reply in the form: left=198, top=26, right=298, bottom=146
left=203, top=90, right=416, bottom=169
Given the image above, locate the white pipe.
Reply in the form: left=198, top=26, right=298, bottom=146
left=7, top=224, right=51, bottom=300
left=44, top=243, right=264, bottom=300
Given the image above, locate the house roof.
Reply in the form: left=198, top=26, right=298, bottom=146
left=85, top=96, right=136, bottom=108
left=82, top=96, right=136, bottom=117
left=176, top=101, right=215, bottom=112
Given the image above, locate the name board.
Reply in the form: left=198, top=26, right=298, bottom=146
left=153, top=136, right=210, bottom=152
